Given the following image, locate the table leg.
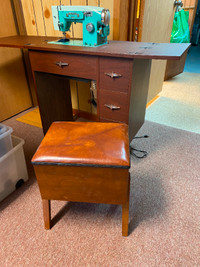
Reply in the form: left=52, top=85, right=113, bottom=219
left=122, top=174, right=130, bottom=236
left=42, top=199, right=51, bottom=230
left=34, top=72, right=73, bottom=134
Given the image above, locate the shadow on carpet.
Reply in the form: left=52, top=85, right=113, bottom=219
left=0, top=118, right=200, bottom=266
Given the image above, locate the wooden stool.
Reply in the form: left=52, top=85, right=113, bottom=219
left=32, top=121, right=130, bottom=236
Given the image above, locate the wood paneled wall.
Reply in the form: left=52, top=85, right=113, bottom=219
left=0, top=0, right=32, bottom=121
left=138, top=0, right=175, bottom=102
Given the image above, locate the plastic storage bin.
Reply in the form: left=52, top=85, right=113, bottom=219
left=0, top=123, right=13, bottom=157
left=0, top=135, right=28, bottom=202
left=0, top=124, right=7, bottom=135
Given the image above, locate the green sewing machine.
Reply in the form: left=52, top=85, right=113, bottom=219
left=50, top=5, right=110, bottom=47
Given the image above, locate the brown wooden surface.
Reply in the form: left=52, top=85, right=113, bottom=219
left=0, top=35, right=190, bottom=136
left=29, top=50, right=97, bottom=80
left=99, top=117, right=121, bottom=124
left=0, top=36, right=191, bottom=60
left=113, top=0, right=138, bottom=42
left=73, top=109, right=98, bottom=121
left=99, top=57, right=132, bottom=93
left=0, top=3, right=32, bottom=121
left=113, top=0, right=130, bottom=41
left=164, top=50, right=188, bottom=81
left=99, top=90, right=129, bottom=124
left=122, top=173, right=130, bottom=236
left=20, top=0, right=38, bottom=35
left=12, top=0, right=38, bottom=106
left=128, top=0, right=138, bottom=41
left=34, top=165, right=130, bottom=205
left=26, top=43, right=151, bottom=136
left=183, top=0, right=198, bottom=34
left=138, top=0, right=177, bottom=102
left=164, top=0, right=195, bottom=81
left=37, top=164, right=130, bottom=235
left=33, top=120, right=130, bottom=235
left=42, top=199, right=51, bottom=229
left=113, top=0, right=121, bottom=40
left=39, top=0, right=60, bottom=37
left=128, top=59, right=152, bottom=141
left=12, top=0, right=27, bottom=35
left=138, top=0, right=145, bottom=42
left=74, top=80, right=92, bottom=113
left=22, top=50, right=38, bottom=106
left=34, top=72, right=73, bottom=134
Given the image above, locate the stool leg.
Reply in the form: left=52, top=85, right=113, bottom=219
left=122, top=174, right=130, bottom=236
left=42, top=199, right=51, bottom=230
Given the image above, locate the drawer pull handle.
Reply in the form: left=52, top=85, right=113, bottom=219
left=104, top=104, right=121, bottom=110
left=105, top=72, right=122, bottom=78
left=55, top=61, right=69, bottom=68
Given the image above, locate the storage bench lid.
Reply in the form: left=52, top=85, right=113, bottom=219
left=32, top=122, right=130, bottom=169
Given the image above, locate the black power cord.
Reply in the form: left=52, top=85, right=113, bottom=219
left=130, top=135, right=149, bottom=159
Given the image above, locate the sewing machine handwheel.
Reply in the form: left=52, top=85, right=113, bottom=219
left=101, top=9, right=110, bottom=25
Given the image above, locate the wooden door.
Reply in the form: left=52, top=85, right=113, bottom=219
left=183, top=0, right=198, bottom=33
left=139, top=0, right=176, bottom=102
left=0, top=1, right=32, bottom=121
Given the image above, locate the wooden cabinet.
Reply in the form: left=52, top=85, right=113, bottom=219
left=0, top=36, right=190, bottom=140
left=98, top=57, right=131, bottom=124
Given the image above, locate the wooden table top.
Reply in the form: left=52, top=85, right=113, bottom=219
left=0, top=35, right=190, bottom=60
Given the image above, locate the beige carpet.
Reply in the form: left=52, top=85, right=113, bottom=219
left=146, top=72, right=200, bottom=134
left=0, top=113, right=199, bottom=266
left=161, top=72, right=200, bottom=106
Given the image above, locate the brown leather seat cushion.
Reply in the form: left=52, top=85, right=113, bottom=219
left=32, top=121, right=130, bottom=168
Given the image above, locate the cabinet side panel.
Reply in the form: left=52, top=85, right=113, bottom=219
left=128, top=59, right=152, bottom=141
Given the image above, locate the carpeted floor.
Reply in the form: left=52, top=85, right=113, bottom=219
left=184, top=45, right=200, bottom=73
left=0, top=113, right=200, bottom=266
left=146, top=72, right=200, bottom=134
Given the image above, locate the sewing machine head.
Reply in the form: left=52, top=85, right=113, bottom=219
left=51, top=6, right=110, bottom=47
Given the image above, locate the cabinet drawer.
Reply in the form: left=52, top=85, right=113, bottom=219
left=29, top=51, right=97, bottom=80
left=99, top=57, right=132, bottom=93
left=99, top=90, right=129, bottom=124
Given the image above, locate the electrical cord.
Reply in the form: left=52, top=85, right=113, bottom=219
left=130, top=135, right=149, bottom=159
left=133, top=134, right=149, bottom=139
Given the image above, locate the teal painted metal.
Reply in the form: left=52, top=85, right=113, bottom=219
left=48, top=39, right=107, bottom=47
left=51, top=6, right=110, bottom=47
